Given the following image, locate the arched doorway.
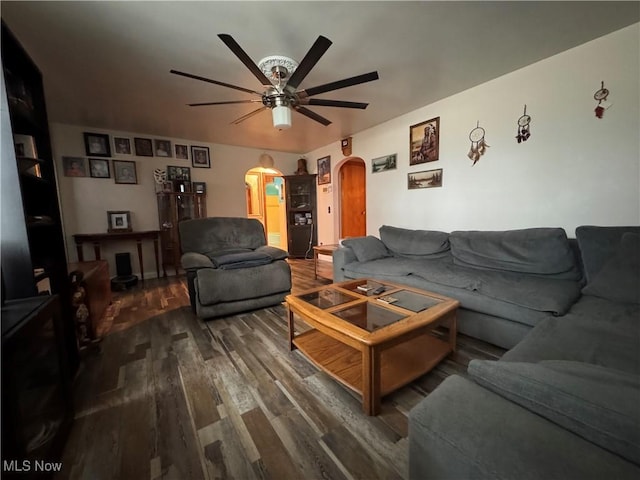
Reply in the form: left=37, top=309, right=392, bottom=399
left=339, top=158, right=366, bottom=238
left=245, top=167, right=287, bottom=249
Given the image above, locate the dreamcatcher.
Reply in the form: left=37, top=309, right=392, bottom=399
left=468, top=122, right=489, bottom=165
left=593, top=81, right=611, bottom=119
left=516, top=105, right=531, bottom=143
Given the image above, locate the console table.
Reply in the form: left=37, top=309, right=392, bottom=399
left=73, top=230, right=161, bottom=280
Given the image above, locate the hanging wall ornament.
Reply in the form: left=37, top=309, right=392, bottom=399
left=468, top=122, right=489, bottom=166
left=593, top=81, right=611, bottom=119
left=516, top=105, right=532, bottom=143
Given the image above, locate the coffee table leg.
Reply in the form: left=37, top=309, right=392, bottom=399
left=449, top=312, right=457, bottom=352
left=288, top=306, right=296, bottom=352
left=362, top=346, right=381, bottom=415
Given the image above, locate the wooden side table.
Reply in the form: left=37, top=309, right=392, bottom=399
left=312, top=244, right=339, bottom=280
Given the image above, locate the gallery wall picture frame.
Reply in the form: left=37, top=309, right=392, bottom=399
left=317, top=155, right=331, bottom=185
left=408, top=168, right=443, bottom=190
left=83, top=132, right=111, bottom=157
left=62, top=156, right=87, bottom=177
left=154, top=139, right=172, bottom=158
left=13, top=134, right=37, bottom=158
left=113, top=136, right=132, bottom=155
left=372, top=153, right=397, bottom=173
left=166, top=165, right=191, bottom=181
left=113, top=160, right=138, bottom=184
left=107, top=210, right=132, bottom=233
left=134, top=137, right=153, bottom=157
left=191, top=146, right=211, bottom=168
left=89, top=158, right=110, bottom=178
left=409, top=116, right=440, bottom=165
left=175, top=144, right=188, bottom=160
left=193, top=181, right=207, bottom=194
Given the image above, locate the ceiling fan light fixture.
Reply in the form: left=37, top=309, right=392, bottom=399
left=272, top=105, right=292, bottom=130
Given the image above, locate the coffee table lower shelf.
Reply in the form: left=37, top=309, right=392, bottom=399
left=292, top=328, right=451, bottom=398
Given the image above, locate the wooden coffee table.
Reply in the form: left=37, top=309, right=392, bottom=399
left=286, top=279, right=459, bottom=415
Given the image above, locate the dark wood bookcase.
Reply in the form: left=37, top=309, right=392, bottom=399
left=284, top=174, right=318, bottom=258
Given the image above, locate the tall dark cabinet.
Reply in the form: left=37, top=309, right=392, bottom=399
left=284, top=174, right=318, bottom=258
left=1, top=22, right=75, bottom=471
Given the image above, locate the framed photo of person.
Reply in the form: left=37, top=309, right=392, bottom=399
left=175, top=144, right=188, bottom=160
left=134, top=137, right=153, bottom=157
left=317, top=155, right=331, bottom=185
left=410, top=116, right=440, bottom=165
left=113, top=137, right=132, bottom=155
left=62, top=156, right=87, bottom=177
left=154, top=139, right=172, bottom=158
left=113, top=160, right=138, bottom=184
left=166, top=165, right=191, bottom=181
left=83, top=132, right=111, bottom=157
left=107, top=210, right=132, bottom=232
left=191, top=146, right=210, bottom=168
left=89, top=158, right=110, bottom=178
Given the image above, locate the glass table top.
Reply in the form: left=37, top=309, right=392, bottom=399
left=297, top=288, right=356, bottom=309
left=333, top=302, right=407, bottom=332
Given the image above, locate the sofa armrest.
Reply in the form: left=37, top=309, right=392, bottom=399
left=333, top=246, right=357, bottom=282
left=181, top=252, right=215, bottom=271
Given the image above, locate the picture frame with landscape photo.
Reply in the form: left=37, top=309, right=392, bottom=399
left=175, top=144, right=188, bottom=160
left=89, top=158, right=110, bottom=178
left=410, top=116, right=440, bottom=165
left=191, top=146, right=210, bottom=168
left=408, top=168, right=443, bottom=189
left=113, top=160, right=138, bottom=184
left=134, top=137, right=153, bottom=157
left=317, top=155, right=331, bottom=185
left=372, top=153, right=397, bottom=173
left=154, top=139, right=172, bottom=158
left=107, top=210, right=132, bottom=233
left=83, top=132, right=111, bottom=157
left=113, top=137, right=132, bottom=155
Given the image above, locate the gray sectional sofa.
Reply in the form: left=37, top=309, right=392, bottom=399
left=334, top=225, right=640, bottom=478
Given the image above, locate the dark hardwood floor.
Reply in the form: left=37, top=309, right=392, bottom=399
left=58, top=259, right=505, bottom=479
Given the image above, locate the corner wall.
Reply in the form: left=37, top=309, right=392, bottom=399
left=307, top=23, right=639, bottom=242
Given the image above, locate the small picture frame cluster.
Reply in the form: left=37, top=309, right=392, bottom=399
left=107, top=210, right=132, bottom=233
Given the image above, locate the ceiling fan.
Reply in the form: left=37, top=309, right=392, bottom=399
left=170, top=34, right=379, bottom=130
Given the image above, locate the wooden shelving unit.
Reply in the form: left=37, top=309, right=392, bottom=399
left=284, top=174, right=317, bottom=258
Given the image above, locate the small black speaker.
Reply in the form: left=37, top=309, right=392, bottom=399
left=115, top=252, right=132, bottom=276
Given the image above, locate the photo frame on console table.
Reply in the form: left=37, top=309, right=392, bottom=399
left=410, top=116, right=440, bottom=165
left=107, top=210, right=132, bottom=232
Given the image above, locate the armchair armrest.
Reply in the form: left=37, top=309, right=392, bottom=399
left=181, top=252, right=215, bottom=271
left=255, top=245, right=289, bottom=261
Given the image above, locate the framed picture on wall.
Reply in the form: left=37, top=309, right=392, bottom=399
left=372, top=153, right=397, bottom=173
left=166, top=165, right=191, bottom=181
left=113, top=160, right=138, bottom=184
left=134, top=137, right=153, bottom=157
left=408, top=168, right=443, bottom=189
left=410, top=116, right=440, bottom=165
left=113, top=137, right=132, bottom=155
left=62, top=156, right=87, bottom=177
left=175, top=144, right=188, bottom=159
left=89, top=158, right=110, bottom=178
left=191, top=146, right=210, bottom=168
left=154, top=139, right=172, bottom=157
left=317, top=155, right=331, bottom=184
left=83, top=132, right=111, bottom=157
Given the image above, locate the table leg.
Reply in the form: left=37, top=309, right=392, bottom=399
left=136, top=239, right=144, bottom=282
left=75, top=242, right=84, bottom=262
left=362, top=346, right=381, bottom=415
left=313, top=249, right=319, bottom=279
left=92, top=242, right=101, bottom=260
left=287, top=306, right=296, bottom=351
left=449, top=311, right=457, bottom=352
left=153, top=237, right=161, bottom=278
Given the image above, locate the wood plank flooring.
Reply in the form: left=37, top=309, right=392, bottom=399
left=57, top=259, right=505, bottom=480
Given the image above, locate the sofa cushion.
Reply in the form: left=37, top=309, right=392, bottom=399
left=576, top=226, right=640, bottom=283
left=450, top=228, right=580, bottom=279
left=582, top=233, right=640, bottom=304
left=342, top=236, right=391, bottom=262
left=468, top=359, right=640, bottom=465
left=379, top=225, right=449, bottom=257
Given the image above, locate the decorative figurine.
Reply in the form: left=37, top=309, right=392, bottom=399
left=295, top=157, right=309, bottom=175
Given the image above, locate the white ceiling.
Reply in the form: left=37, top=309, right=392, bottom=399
left=2, top=1, right=638, bottom=154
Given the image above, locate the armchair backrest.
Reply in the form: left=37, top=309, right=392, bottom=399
left=179, top=217, right=266, bottom=254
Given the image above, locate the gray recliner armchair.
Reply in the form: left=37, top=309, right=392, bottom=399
left=179, top=217, right=292, bottom=319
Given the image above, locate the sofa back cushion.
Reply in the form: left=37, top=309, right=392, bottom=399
left=379, top=225, right=450, bottom=257
left=576, top=225, right=640, bottom=283
left=179, top=217, right=266, bottom=254
left=582, top=232, right=640, bottom=304
left=450, top=228, right=579, bottom=279
left=341, top=236, right=391, bottom=262
left=469, top=359, right=640, bottom=466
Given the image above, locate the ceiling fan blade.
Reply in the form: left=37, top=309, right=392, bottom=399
left=299, top=71, right=379, bottom=98
left=188, top=100, right=263, bottom=107
left=285, top=35, right=332, bottom=91
left=304, top=99, right=369, bottom=109
left=231, top=106, right=268, bottom=125
left=218, top=34, right=273, bottom=86
left=293, top=106, right=332, bottom=126
left=171, top=69, right=264, bottom=96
